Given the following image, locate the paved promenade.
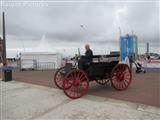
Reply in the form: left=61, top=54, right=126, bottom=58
left=1, top=80, right=160, bottom=120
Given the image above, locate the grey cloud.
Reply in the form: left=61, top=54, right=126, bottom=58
left=1, top=0, right=159, bottom=57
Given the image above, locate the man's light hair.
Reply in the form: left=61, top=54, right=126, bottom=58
left=85, top=44, right=90, bottom=49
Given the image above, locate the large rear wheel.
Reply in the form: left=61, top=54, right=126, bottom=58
left=111, top=64, right=132, bottom=91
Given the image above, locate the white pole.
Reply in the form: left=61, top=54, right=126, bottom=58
left=119, top=27, right=122, bottom=61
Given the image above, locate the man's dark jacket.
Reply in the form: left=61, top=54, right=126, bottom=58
left=84, top=49, right=93, bottom=61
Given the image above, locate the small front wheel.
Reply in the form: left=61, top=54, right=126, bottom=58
left=54, top=67, right=65, bottom=89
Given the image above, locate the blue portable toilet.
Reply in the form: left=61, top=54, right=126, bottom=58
left=120, top=34, right=134, bottom=61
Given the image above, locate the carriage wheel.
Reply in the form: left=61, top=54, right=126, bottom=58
left=54, top=67, right=65, bottom=89
left=111, top=64, right=132, bottom=91
left=96, top=73, right=110, bottom=85
left=63, top=69, right=89, bottom=99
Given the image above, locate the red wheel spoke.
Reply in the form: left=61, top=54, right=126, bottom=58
left=122, top=82, right=126, bottom=88
left=122, top=65, right=125, bottom=71
left=73, top=71, right=77, bottom=79
left=71, top=71, right=74, bottom=79
left=80, top=76, right=85, bottom=80
left=123, top=81, right=128, bottom=87
left=124, top=76, right=130, bottom=80
left=119, top=64, right=122, bottom=70
left=80, top=77, right=87, bottom=82
left=79, top=73, right=85, bottom=80
left=121, top=82, right=125, bottom=89
left=72, top=87, right=77, bottom=97
left=77, top=71, right=81, bottom=78
left=80, top=83, right=87, bottom=88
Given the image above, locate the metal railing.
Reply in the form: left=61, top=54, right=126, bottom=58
left=36, top=62, right=55, bottom=70
left=19, top=60, right=56, bottom=70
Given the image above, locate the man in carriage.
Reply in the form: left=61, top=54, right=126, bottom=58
left=78, top=44, right=93, bottom=70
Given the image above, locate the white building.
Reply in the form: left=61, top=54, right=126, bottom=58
left=20, top=35, right=62, bottom=70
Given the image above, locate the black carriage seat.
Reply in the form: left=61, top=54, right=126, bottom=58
left=83, top=61, right=92, bottom=71
left=78, top=55, right=93, bottom=71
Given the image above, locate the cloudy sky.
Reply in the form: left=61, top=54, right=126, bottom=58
left=0, top=0, right=159, bottom=57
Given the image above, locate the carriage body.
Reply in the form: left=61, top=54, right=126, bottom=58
left=87, top=55, right=119, bottom=81
left=64, top=54, right=119, bottom=80
left=54, top=54, right=132, bottom=99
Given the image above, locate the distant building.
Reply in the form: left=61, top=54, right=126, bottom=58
left=110, top=51, right=120, bottom=55
left=20, top=52, right=62, bottom=70
left=19, top=35, right=62, bottom=70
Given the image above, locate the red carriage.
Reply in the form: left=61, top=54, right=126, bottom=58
left=54, top=54, right=132, bottom=99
